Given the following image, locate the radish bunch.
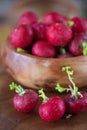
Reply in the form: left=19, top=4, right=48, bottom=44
left=9, top=65, right=87, bottom=122
left=9, top=11, right=87, bottom=58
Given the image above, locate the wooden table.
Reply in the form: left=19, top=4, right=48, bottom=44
left=0, top=60, right=87, bottom=130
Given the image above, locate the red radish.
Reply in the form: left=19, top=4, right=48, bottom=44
left=38, top=89, right=65, bottom=122
left=32, top=41, right=56, bottom=58
left=55, top=66, right=87, bottom=114
left=64, top=91, right=87, bottom=114
left=70, top=17, right=87, bottom=33
left=84, top=19, right=87, bottom=30
left=9, top=82, right=38, bottom=113
left=9, top=24, right=33, bottom=48
left=32, top=22, right=47, bottom=41
left=69, top=33, right=87, bottom=56
left=18, top=11, right=38, bottom=25
left=43, top=12, right=69, bottom=25
left=46, top=23, right=72, bottom=47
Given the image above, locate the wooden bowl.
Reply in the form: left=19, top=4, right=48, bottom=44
left=1, top=39, right=87, bottom=90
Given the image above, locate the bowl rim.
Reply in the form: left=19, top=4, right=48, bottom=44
left=4, top=38, right=87, bottom=62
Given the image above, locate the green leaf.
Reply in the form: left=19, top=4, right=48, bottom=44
left=68, top=70, right=74, bottom=76
left=9, top=82, right=27, bottom=95
left=62, top=66, right=74, bottom=76
left=55, top=83, right=67, bottom=93
left=62, top=66, right=71, bottom=72
left=9, top=82, right=16, bottom=90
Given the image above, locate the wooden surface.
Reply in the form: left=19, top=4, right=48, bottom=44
left=0, top=60, right=87, bottom=130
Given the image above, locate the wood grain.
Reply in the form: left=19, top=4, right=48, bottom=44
left=0, top=61, right=87, bottom=130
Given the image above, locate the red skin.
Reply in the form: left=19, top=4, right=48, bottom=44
left=32, top=41, right=56, bottom=58
left=18, top=11, right=38, bottom=25
left=43, top=12, right=69, bottom=25
left=46, top=23, right=72, bottom=46
left=39, top=96, right=65, bottom=122
left=69, top=33, right=87, bottom=56
left=84, top=19, right=87, bottom=30
left=13, top=90, right=38, bottom=113
left=32, top=22, right=47, bottom=41
left=71, top=17, right=87, bottom=33
left=9, top=24, right=33, bottom=48
left=64, top=91, right=87, bottom=114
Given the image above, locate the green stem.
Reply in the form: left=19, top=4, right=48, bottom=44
left=66, top=70, right=76, bottom=96
left=38, top=88, right=49, bottom=102
left=16, top=48, right=27, bottom=53
left=82, top=42, right=87, bottom=55
left=9, top=82, right=27, bottom=96
left=60, top=47, right=66, bottom=54
left=56, top=66, right=83, bottom=99
left=62, top=66, right=83, bottom=98
left=64, top=20, right=74, bottom=27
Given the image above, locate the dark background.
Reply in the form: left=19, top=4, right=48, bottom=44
left=0, top=0, right=87, bottom=25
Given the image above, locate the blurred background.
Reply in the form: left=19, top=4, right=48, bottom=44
left=0, top=0, right=87, bottom=46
